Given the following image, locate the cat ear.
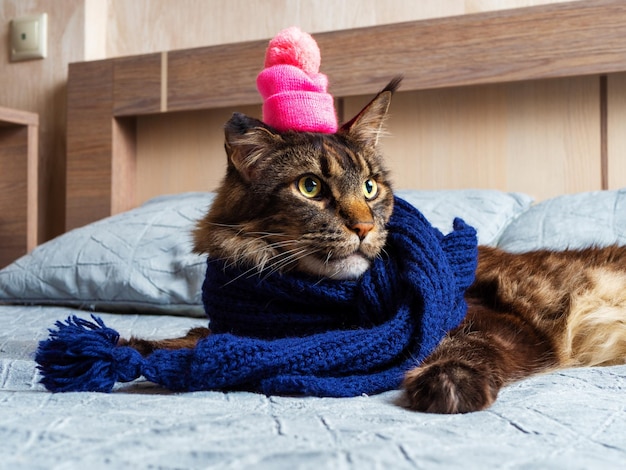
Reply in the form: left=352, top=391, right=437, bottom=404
left=224, top=113, right=283, bottom=181
left=340, top=76, right=402, bottom=147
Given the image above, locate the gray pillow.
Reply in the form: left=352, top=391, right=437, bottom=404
left=497, top=189, right=626, bottom=252
left=396, top=189, right=532, bottom=246
left=0, top=193, right=213, bottom=316
left=0, top=190, right=533, bottom=315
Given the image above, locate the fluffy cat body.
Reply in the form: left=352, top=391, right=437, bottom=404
left=123, top=78, right=626, bottom=413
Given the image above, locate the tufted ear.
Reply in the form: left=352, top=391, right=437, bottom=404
left=224, top=112, right=283, bottom=181
left=340, top=76, right=402, bottom=147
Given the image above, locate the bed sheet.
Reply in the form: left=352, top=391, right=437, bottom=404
left=1, top=305, right=625, bottom=469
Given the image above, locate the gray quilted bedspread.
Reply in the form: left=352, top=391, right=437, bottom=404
left=1, top=306, right=625, bottom=469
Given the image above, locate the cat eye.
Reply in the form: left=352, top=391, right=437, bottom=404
left=363, top=178, right=378, bottom=200
left=297, top=175, right=323, bottom=198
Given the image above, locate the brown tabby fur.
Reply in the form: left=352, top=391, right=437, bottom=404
left=122, top=78, right=626, bottom=413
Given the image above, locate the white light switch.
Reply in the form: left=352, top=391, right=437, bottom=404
left=10, top=13, right=47, bottom=62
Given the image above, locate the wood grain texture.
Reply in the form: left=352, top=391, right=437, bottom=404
left=105, top=0, right=571, bottom=58
left=0, top=0, right=585, bottom=240
left=346, top=76, right=601, bottom=200
left=0, top=127, right=28, bottom=267
left=66, top=60, right=116, bottom=231
left=135, top=105, right=261, bottom=204
left=321, top=0, right=626, bottom=97
left=503, top=77, right=601, bottom=198
left=147, top=0, right=626, bottom=113
left=0, top=106, right=38, bottom=267
left=26, top=118, right=38, bottom=252
left=113, top=53, right=162, bottom=116
left=66, top=60, right=140, bottom=230
left=111, top=117, right=137, bottom=214
left=167, top=43, right=264, bottom=111
left=0, top=106, right=39, bottom=127
left=105, top=0, right=464, bottom=57
left=65, top=0, right=625, bottom=229
left=607, top=73, right=626, bottom=190
left=0, top=0, right=86, bottom=242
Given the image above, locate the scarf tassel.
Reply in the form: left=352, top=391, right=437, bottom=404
left=36, top=315, right=143, bottom=392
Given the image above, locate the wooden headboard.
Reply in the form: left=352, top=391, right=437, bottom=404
left=65, top=0, right=626, bottom=232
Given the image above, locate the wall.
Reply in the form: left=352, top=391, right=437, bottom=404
left=134, top=75, right=604, bottom=204
left=609, top=74, right=626, bottom=189
left=104, top=0, right=573, bottom=58
left=109, top=0, right=586, bottom=203
left=364, top=76, right=602, bottom=197
left=0, top=0, right=85, bottom=242
left=0, top=0, right=580, bottom=241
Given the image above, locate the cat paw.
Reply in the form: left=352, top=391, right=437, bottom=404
left=400, top=362, right=499, bottom=414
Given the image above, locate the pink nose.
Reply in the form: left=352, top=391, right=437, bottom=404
left=351, top=222, right=374, bottom=240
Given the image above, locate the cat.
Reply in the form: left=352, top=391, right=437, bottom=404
left=122, top=77, right=626, bottom=413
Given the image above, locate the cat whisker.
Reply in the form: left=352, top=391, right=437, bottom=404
left=207, top=222, right=294, bottom=240
left=322, top=253, right=357, bottom=279
left=255, top=246, right=295, bottom=273
left=205, top=222, right=248, bottom=238
left=241, top=240, right=304, bottom=268
left=218, top=238, right=309, bottom=278
left=261, top=248, right=315, bottom=280
left=250, top=231, right=293, bottom=239
left=328, top=265, right=349, bottom=280
left=272, top=247, right=318, bottom=270
left=263, top=239, right=304, bottom=249
left=206, top=222, right=244, bottom=229
left=219, top=261, right=263, bottom=285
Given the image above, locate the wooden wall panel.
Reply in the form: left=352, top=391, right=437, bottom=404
left=135, top=105, right=261, bottom=204
left=608, top=73, right=626, bottom=190
left=344, top=76, right=601, bottom=200
left=0, top=107, right=39, bottom=267
left=0, top=127, right=28, bottom=266
left=321, top=1, right=626, bottom=99
left=135, top=76, right=601, bottom=204
left=65, top=1, right=623, bottom=230
left=0, top=0, right=86, bottom=241
left=159, top=1, right=626, bottom=112
left=66, top=60, right=115, bottom=230
left=105, top=0, right=571, bottom=58
left=372, top=85, right=509, bottom=192
left=111, top=117, right=137, bottom=214
left=0, top=0, right=583, bottom=240
left=113, top=53, right=162, bottom=115
left=504, top=77, right=600, bottom=197
left=66, top=60, right=142, bottom=230
left=167, top=45, right=263, bottom=112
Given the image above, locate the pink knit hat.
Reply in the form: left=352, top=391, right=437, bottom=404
left=256, top=27, right=338, bottom=133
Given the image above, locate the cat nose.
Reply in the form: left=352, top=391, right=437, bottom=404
left=350, top=222, right=374, bottom=241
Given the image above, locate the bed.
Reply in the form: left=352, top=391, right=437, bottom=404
left=2, top=1, right=626, bottom=468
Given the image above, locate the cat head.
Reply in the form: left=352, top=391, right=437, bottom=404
left=193, top=77, right=401, bottom=280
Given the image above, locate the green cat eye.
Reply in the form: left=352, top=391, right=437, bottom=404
left=363, top=178, right=378, bottom=199
left=298, top=175, right=322, bottom=198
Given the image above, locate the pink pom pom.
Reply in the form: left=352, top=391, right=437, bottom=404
left=264, top=26, right=321, bottom=75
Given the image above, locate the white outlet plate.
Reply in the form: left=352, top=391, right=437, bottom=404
left=10, top=13, right=47, bottom=62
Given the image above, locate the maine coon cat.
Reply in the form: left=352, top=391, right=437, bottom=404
left=123, top=78, right=626, bottom=413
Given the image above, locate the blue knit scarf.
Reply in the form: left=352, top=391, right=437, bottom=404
left=36, top=197, right=477, bottom=396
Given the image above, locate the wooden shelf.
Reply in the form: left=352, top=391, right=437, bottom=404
left=66, top=0, right=626, bottom=231
left=0, top=106, right=38, bottom=268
